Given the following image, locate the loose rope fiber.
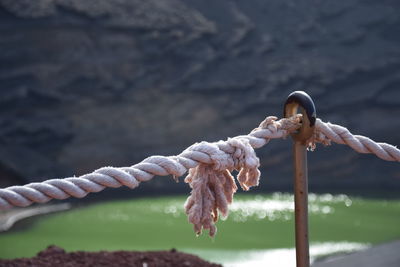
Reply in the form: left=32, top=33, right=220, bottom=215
left=0, top=115, right=399, bottom=235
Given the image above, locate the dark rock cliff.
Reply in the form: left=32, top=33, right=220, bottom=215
left=0, top=0, right=399, bottom=194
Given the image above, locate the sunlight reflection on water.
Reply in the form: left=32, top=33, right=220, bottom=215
left=185, top=241, right=369, bottom=267
left=157, top=193, right=353, bottom=222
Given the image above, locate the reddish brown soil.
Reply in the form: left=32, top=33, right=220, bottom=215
left=0, top=245, right=222, bottom=267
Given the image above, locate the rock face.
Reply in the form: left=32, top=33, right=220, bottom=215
left=0, top=0, right=399, bottom=193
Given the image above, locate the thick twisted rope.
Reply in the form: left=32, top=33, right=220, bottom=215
left=0, top=115, right=301, bottom=211
left=311, top=119, right=400, bottom=162
left=0, top=115, right=399, bottom=235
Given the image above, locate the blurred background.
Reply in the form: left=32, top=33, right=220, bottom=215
left=0, top=0, right=400, bottom=266
left=0, top=0, right=400, bottom=194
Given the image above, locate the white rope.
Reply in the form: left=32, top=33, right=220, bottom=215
left=0, top=115, right=301, bottom=211
left=0, top=115, right=399, bottom=235
left=313, top=119, right=400, bottom=162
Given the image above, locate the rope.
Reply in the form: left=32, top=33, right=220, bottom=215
left=0, top=114, right=399, bottom=236
left=312, top=119, right=400, bottom=162
left=0, top=115, right=301, bottom=211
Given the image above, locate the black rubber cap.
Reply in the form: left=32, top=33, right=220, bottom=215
left=283, top=91, right=316, bottom=127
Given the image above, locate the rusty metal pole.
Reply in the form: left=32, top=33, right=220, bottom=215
left=293, top=139, right=310, bottom=267
left=284, top=91, right=316, bottom=267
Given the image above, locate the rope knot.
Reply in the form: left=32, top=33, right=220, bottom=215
left=186, top=141, right=233, bottom=171
left=226, top=137, right=260, bottom=191
left=184, top=137, right=261, bottom=236
left=254, top=115, right=302, bottom=137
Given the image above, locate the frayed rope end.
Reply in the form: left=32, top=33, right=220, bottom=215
left=184, top=137, right=261, bottom=237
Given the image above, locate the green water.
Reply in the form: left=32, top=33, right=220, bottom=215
left=0, top=193, right=399, bottom=264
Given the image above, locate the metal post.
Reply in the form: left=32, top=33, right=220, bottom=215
left=283, top=91, right=316, bottom=267
left=293, top=140, right=309, bottom=267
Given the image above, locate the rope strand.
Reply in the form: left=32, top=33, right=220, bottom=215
left=313, top=119, right=400, bottom=162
